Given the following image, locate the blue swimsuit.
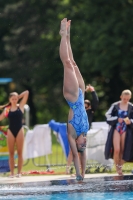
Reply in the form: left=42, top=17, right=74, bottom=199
left=66, top=88, right=89, bottom=137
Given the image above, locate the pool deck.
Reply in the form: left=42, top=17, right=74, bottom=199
left=0, top=173, right=130, bottom=184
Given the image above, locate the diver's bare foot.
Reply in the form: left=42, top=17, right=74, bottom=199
left=67, top=20, right=71, bottom=37
left=116, top=164, right=119, bottom=174
left=66, top=166, right=70, bottom=174
left=118, top=172, right=123, bottom=176
left=59, top=18, right=67, bottom=36
left=116, top=165, right=123, bottom=176
left=118, top=166, right=123, bottom=176
left=118, top=169, right=123, bottom=176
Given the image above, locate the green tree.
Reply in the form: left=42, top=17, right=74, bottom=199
left=0, top=0, right=133, bottom=126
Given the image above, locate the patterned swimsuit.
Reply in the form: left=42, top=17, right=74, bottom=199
left=116, top=109, right=128, bottom=134
left=66, top=88, right=89, bottom=137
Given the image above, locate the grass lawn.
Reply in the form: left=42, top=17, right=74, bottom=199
left=20, top=160, right=133, bottom=176
left=20, top=132, right=68, bottom=175
left=21, top=143, right=67, bottom=174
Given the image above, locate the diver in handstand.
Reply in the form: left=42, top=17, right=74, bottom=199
left=59, top=18, right=89, bottom=181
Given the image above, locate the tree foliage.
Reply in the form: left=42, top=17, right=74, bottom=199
left=0, top=0, right=133, bottom=125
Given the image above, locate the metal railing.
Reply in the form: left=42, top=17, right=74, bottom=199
left=23, top=127, right=113, bottom=173
left=31, top=133, right=67, bottom=170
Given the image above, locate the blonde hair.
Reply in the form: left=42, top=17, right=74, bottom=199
left=121, top=89, right=132, bottom=96
left=0, top=92, right=18, bottom=110
left=9, top=92, right=18, bottom=98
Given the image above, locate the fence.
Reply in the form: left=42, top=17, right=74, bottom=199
left=23, top=129, right=68, bottom=171
left=0, top=122, right=113, bottom=174
left=23, top=123, right=113, bottom=174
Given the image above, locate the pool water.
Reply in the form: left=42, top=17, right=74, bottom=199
left=50, top=192, right=133, bottom=200
left=0, top=192, right=133, bottom=200
left=1, top=175, right=133, bottom=200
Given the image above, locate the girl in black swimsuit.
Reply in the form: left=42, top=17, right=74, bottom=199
left=0, top=90, right=29, bottom=178
left=8, top=107, right=23, bottom=138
